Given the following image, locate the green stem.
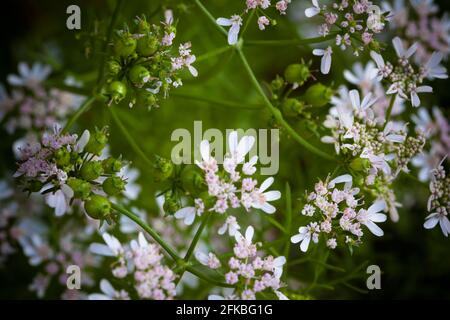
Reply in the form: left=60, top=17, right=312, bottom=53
left=237, top=49, right=337, bottom=161
left=97, top=0, right=124, bottom=85
left=196, top=45, right=232, bottom=62
left=170, top=92, right=263, bottom=109
left=185, top=266, right=235, bottom=288
left=62, top=96, right=96, bottom=134
left=245, top=33, right=337, bottom=47
left=111, top=203, right=181, bottom=262
left=109, top=106, right=153, bottom=167
left=383, top=94, right=397, bottom=129
left=184, top=212, right=212, bottom=262
left=283, top=183, right=292, bottom=259
left=194, top=0, right=228, bottom=38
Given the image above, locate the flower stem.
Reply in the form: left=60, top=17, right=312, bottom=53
left=237, top=48, right=337, bottom=161
left=96, top=0, right=124, bottom=86
left=383, top=94, right=397, bottom=130
left=111, top=202, right=181, bottom=262
left=196, top=45, right=232, bottom=62
left=245, top=33, right=337, bottom=47
left=185, top=266, right=235, bottom=288
left=62, top=96, right=96, bottom=134
left=283, top=182, right=292, bottom=259
left=170, top=92, right=263, bottom=109
left=184, top=213, right=212, bottom=263
left=109, top=106, right=153, bottom=168
left=193, top=0, right=228, bottom=38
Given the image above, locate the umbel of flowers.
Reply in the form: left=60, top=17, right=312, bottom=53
left=198, top=226, right=288, bottom=300
left=89, top=232, right=177, bottom=300
left=173, top=131, right=281, bottom=228
left=101, top=10, right=197, bottom=109
left=291, top=174, right=387, bottom=252
left=305, top=0, right=390, bottom=74
left=13, top=125, right=128, bottom=219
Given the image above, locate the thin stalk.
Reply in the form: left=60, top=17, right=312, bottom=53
left=170, top=92, right=263, bottom=110
left=283, top=183, right=292, bottom=261
left=185, top=266, right=235, bottom=288
left=196, top=45, right=232, bottom=62
left=109, top=106, right=153, bottom=168
left=383, top=94, right=397, bottom=129
left=111, top=203, right=181, bottom=262
left=62, top=96, right=96, bottom=134
left=194, top=0, right=228, bottom=38
left=97, top=0, right=124, bottom=85
left=245, top=33, right=337, bottom=46
left=237, top=49, right=337, bottom=161
left=183, top=212, right=212, bottom=263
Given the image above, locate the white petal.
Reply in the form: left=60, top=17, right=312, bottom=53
left=365, top=220, right=384, bottom=236
left=368, top=200, right=386, bottom=215
left=228, top=24, right=240, bottom=45
left=305, top=7, right=320, bottom=17
left=216, top=18, right=232, bottom=26
left=300, top=236, right=311, bottom=252
left=424, top=216, right=439, bottom=229
left=245, top=226, right=254, bottom=242
left=259, top=177, right=274, bottom=192
left=264, top=190, right=281, bottom=201
left=100, top=279, right=116, bottom=297
left=199, top=140, right=210, bottom=161
left=392, top=37, right=404, bottom=57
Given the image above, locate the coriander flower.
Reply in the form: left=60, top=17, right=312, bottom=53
left=290, top=223, right=320, bottom=252
left=305, top=0, right=320, bottom=18
left=357, top=200, right=388, bottom=236
left=216, top=15, right=243, bottom=45
left=313, top=47, right=332, bottom=74
left=249, top=177, right=281, bottom=214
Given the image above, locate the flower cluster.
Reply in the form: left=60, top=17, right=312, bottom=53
left=14, top=126, right=128, bottom=218
left=0, top=62, right=83, bottom=135
left=102, top=10, right=197, bottom=109
left=305, top=0, right=389, bottom=74
left=424, top=160, right=450, bottom=237
left=291, top=174, right=387, bottom=251
left=90, top=232, right=177, bottom=300
left=174, top=131, right=281, bottom=226
left=384, top=0, right=450, bottom=65
left=201, top=226, right=287, bottom=300
left=370, top=37, right=447, bottom=106
left=217, top=0, right=292, bottom=45
left=323, top=89, right=425, bottom=181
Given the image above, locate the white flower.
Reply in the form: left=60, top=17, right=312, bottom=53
left=227, top=130, right=255, bottom=164
left=328, top=174, right=353, bottom=189
left=250, top=177, right=281, bottom=214
left=423, top=52, right=448, bottom=80
left=305, top=0, right=320, bottom=18
left=174, top=199, right=204, bottom=225
left=257, top=16, right=270, bottom=30
left=274, top=290, right=289, bottom=300
left=272, top=256, right=286, bottom=278
left=370, top=51, right=387, bottom=81
left=290, top=223, right=319, bottom=252
left=242, top=155, right=258, bottom=175
left=7, top=62, right=51, bottom=88
left=410, top=85, right=432, bottom=107
left=195, top=140, right=218, bottom=173
left=313, top=47, right=332, bottom=74
left=392, top=37, right=418, bottom=60
left=424, top=212, right=450, bottom=237
left=234, top=225, right=254, bottom=244
left=344, top=62, right=378, bottom=92
left=349, top=89, right=377, bottom=117
left=89, top=232, right=124, bottom=257
left=358, top=200, right=387, bottom=236
left=216, top=15, right=243, bottom=45
left=45, top=184, right=74, bottom=216
left=89, top=279, right=129, bottom=300
left=218, top=215, right=241, bottom=236
left=195, top=251, right=221, bottom=269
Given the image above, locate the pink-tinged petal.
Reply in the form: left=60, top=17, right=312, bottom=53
left=216, top=18, right=232, bottom=26
left=264, top=190, right=281, bottom=201
left=392, top=37, right=404, bottom=57
left=424, top=216, right=439, bottom=229
left=365, top=220, right=384, bottom=236
left=368, top=200, right=386, bottom=215
left=259, top=177, right=274, bottom=192
left=300, top=236, right=311, bottom=252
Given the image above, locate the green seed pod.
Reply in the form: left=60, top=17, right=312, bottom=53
left=54, top=148, right=71, bottom=167
left=303, top=83, right=333, bottom=107
left=281, top=98, right=305, bottom=117
left=163, top=191, right=180, bottom=215
left=85, top=128, right=109, bottom=156
left=153, top=156, right=174, bottom=182
left=271, top=75, right=284, bottom=91
left=349, top=158, right=371, bottom=173
left=284, top=63, right=310, bottom=85
left=84, top=194, right=111, bottom=220
left=80, top=161, right=104, bottom=181
left=67, top=178, right=91, bottom=200
left=136, top=17, right=150, bottom=33
left=136, top=90, right=157, bottom=108
left=137, top=35, right=159, bottom=56
left=180, top=165, right=204, bottom=196
left=102, top=176, right=126, bottom=196
left=107, top=81, right=127, bottom=104
left=106, top=59, right=121, bottom=77
left=70, top=151, right=83, bottom=167
left=102, top=157, right=123, bottom=174
left=199, top=191, right=215, bottom=209
left=113, top=33, right=137, bottom=58
left=128, top=65, right=150, bottom=87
